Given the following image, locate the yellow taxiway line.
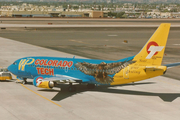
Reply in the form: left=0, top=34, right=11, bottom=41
left=17, top=79, right=61, bottom=107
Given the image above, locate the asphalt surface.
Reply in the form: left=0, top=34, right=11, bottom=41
left=0, top=19, right=180, bottom=119
left=0, top=27, right=179, bottom=80
left=1, top=18, right=180, bottom=25
left=1, top=36, right=180, bottom=120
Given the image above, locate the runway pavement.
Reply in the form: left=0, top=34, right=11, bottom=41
left=1, top=18, right=180, bottom=25
left=1, top=24, right=180, bottom=28
left=0, top=27, right=179, bottom=80
left=1, top=37, right=180, bottom=120
left=2, top=24, right=180, bottom=28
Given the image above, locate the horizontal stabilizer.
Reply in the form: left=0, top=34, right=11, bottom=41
left=145, top=67, right=164, bottom=71
left=164, top=62, right=180, bottom=68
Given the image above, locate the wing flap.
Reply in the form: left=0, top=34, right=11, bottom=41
left=43, top=75, right=82, bottom=83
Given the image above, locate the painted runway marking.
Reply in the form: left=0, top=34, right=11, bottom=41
left=17, top=79, right=61, bottom=107
left=69, top=40, right=90, bottom=44
left=108, top=35, right=118, bottom=37
left=173, top=44, right=180, bottom=45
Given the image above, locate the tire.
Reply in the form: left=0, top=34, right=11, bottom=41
left=21, top=80, right=27, bottom=85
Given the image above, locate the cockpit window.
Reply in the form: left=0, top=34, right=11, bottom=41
left=13, top=62, right=17, bottom=65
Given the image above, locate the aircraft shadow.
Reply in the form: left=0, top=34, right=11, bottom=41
left=25, top=82, right=33, bottom=85
left=15, top=81, right=33, bottom=85
left=0, top=80, right=15, bottom=82
left=39, top=82, right=180, bottom=102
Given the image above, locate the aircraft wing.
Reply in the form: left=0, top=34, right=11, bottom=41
left=43, top=75, right=83, bottom=83
left=33, top=75, right=86, bottom=89
left=163, top=62, right=180, bottom=68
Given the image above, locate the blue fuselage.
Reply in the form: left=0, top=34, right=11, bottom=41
left=8, top=56, right=134, bottom=84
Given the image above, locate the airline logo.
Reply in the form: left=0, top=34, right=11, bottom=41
left=146, top=41, right=164, bottom=59
left=18, top=58, right=35, bottom=71
left=36, top=77, right=43, bottom=87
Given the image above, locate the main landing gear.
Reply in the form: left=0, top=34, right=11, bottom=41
left=68, top=83, right=76, bottom=92
left=21, top=78, right=27, bottom=85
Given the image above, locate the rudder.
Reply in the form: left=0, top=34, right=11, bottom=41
left=133, top=23, right=171, bottom=66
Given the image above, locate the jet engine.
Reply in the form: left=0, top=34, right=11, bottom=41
left=33, top=76, right=54, bottom=89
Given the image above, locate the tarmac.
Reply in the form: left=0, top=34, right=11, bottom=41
left=1, top=18, right=180, bottom=25
left=0, top=25, right=179, bottom=80
left=2, top=24, right=180, bottom=28
left=0, top=19, right=180, bottom=120
left=1, top=36, right=180, bottom=120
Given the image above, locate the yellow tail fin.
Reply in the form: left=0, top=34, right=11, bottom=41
left=133, top=23, right=171, bottom=66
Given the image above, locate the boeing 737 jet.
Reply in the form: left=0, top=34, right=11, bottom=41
left=7, top=23, right=180, bottom=92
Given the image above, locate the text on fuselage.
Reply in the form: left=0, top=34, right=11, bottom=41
left=35, top=59, right=73, bottom=67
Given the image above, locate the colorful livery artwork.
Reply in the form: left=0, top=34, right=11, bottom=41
left=75, top=60, right=135, bottom=84
left=7, top=23, right=180, bottom=92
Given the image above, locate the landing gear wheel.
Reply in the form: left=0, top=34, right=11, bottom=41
left=21, top=78, right=27, bottom=85
left=68, top=86, right=76, bottom=92
left=87, top=84, right=96, bottom=89
left=21, top=80, right=27, bottom=85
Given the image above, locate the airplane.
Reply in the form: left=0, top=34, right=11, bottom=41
left=7, top=23, right=180, bottom=92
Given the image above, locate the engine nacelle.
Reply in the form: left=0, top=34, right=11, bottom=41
left=33, top=76, right=54, bottom=89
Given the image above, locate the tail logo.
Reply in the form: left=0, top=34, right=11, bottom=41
left=146, top=41, right=164, bottom=59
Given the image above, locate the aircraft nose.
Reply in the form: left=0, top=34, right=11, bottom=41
left=7, top=65, right=12, bottom=72
left=7, top=64, right=16, bottom=74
